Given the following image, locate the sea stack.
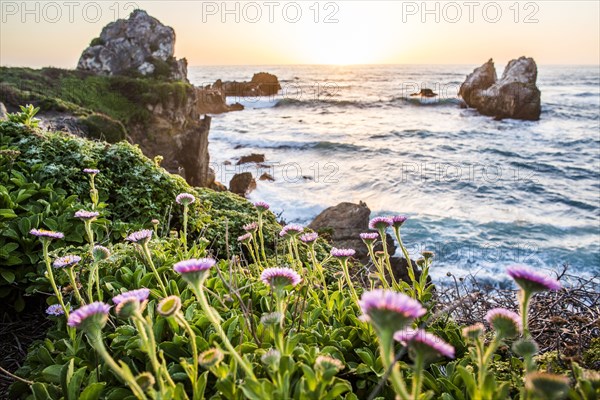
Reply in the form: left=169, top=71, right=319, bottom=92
left=459, top=57, right=541, bottom=121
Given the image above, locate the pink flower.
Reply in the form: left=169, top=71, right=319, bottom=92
left=507, top=265, right=561, bottom=292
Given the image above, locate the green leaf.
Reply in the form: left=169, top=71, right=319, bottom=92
left=41, top=364, right=63, bottom=384
left=457, top=366, right=477, bottom=397
left=31, top=383, right=52, bottom=400
left=0, top=209, right=17, bottom=219
left=37, top=346, right=55, bottom=365
left=79, top=382, right=106, bottom=400
left=1, top=270, right=15, bottom=284
left=67, top=367, right=87, bottom=400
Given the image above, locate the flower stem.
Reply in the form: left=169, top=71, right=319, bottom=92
left=194, top=285, right=256, bottom=380
left=519, top=290, right=533, bottom=337
left=250, top=232, right=263, bottom=268
left=340, top=259, right=359, bottom=305
left=379, top=331, right=410, bottom=400
left=244, top=241, right=260, bottom=270
left=132, top=312, right=164, bottom=392
left=377, top=227, right=398, bottom=288
left=65, top=267, right=85, bottom=305
left=411, top=354, right=425, bottom=399
left=87, top=330, right=147, bottom=399
left=393, top=227, right=418, bottom=300
left=182, top=204, right=189, bottom=252
left=257, top=213, right=268, bottom=263
left=309, top=246, right=329, bottom=305
left=42, top=241, right=69, bottom=318
left=141, top=243, right=168, bottom=296
left=84, top=220, right=95, bottom=255
left=367, top=243, right=389, bottom=289
left=175, top=312, right=200, bottom=398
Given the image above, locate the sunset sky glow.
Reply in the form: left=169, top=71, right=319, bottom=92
left=1, top=1, right=599, bottom=67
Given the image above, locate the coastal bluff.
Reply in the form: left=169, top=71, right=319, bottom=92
left=459, top=57, right=541, bottom=121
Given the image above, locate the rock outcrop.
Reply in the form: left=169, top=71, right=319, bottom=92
left=309, top=202, right=418, bottom=284
left=212, top=72, right=281, bottom=97
left=77, top=10, right=188, bottom=82
left=459, top=57, right=541, bottom=121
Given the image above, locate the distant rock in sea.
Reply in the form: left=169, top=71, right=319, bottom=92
left=77, top=9, right=188, bottom=82
left=459, top=57, right=541, bottom=121
left=212, top=72, right=281, bottom=97
left=410, top=88, right=438, bottom=98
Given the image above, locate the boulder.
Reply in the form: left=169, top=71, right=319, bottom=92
left=459, top=57, right=541, bottom=121
left=309, top=202, right=424, bottom=285
left=77, top=10, right=188, bottom=82
left=229, top=173, right=257, bottom=196
left=237, top=153, right=265, bottom=165
left=308, top=202, right=392, bottom=263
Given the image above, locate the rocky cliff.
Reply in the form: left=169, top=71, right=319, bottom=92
left=459, top=57, right=541, bottom=121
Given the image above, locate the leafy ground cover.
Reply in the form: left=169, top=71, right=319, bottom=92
left=0, top=110, right=598, bottom=399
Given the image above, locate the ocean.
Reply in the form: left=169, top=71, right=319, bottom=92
left=188, top=64, right=600, bottom=282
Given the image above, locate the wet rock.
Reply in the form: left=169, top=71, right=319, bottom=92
left=459, top=57, right=541, bottom=120
left=259, top=173, right=275, bottom=181
left=229, top=172, right=257, bottom=196
left=237, top=153, right=265, bottom=165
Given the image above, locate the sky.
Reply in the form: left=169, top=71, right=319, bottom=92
left=1, top=1, right=599, bottom=67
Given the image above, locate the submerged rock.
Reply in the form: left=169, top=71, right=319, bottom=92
left=77, top=10, right=188, bottom=82
left=229, top=173, right=257, bottom=196
left=459, top=57, right=541, bottom=120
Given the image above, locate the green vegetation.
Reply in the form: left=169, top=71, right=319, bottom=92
left=0, top=67, right=193, bottom=130
left=0, top=120, right=278, bottom=310
left=1, top=108, right=598, bottom=400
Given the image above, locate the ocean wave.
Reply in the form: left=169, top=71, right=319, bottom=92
left=273, top=96, right=463, bottom=109
left=389, top=96, right=463, bottom=107
left=574, top=92, right=600, bottom=98
left=274, top=98, right=370, bottom=109
left=213, top=136, right=366, bottom=152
